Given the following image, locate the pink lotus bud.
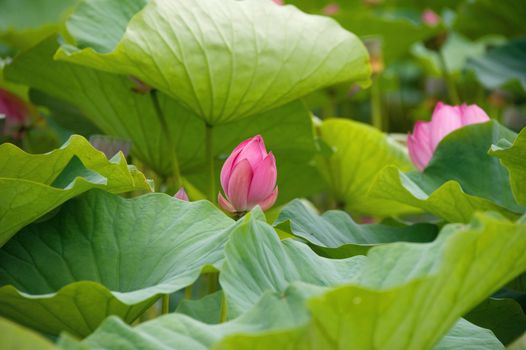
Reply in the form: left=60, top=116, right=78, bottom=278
left=272, top=0, right=284, bottom=5
left=408, top=102, right=490, bottom=171
left=218, top=135, right=278, bottom=213
left=322, top=3, right=340, bottom=16
left=174, top=187, right=189, bottom=201
left=422, top=9, right=440, bottom=26
left=0, top=89, right=32, bottom=140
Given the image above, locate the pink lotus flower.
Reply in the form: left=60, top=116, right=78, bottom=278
left=322, top=3, right=340, bottom=16
left=422, top=9, right=440, bottom=26
left=408, top=102, right=490, bottom=171
left=174, top=187, right=189, bottom=201
left=218, top=135, right=278, bottom=213
left=0, top=89, right=32, bottom=140
left=272, top=0, right=284, bottom=5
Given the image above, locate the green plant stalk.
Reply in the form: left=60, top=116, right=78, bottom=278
left=205, top=123, right=216, bottom=203
left=219, top=293, right=228, bottom=323
left=150, top=90, right=182, bottom=190
left=371, top=75, right=384, bottom=131
left=161, top=294, right=169, bottom=314
left=437, top=50, right=460, bottom=105
left=185, top=285, right=192, bottom=300
left=208, top=272, right=219, bottom=294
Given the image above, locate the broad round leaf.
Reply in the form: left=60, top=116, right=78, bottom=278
left=218, top=209, right=523, bottom=349
left=0, top=0, right=76, bottom=51
left=466, top=298, right=526, bottom=345
left=467, top=38, right=526, bottom=92
left=220, top=211, right=366, bottom=317
left=275, top=199, right=437, bottom=257
left=56, top=0, right=371, bottom=124
left=454, top=0, right=526, bottom=40
left=0, top=317, right=60, bottom=350
left=0, top=135, right=151, bottom=246
left=0, top=190, right=233, bottom=336
left=317, top=118, right=417, bottom=217
left=490, top=127, right=526, bottom=205
left=58, top=289, right=501, bottom=350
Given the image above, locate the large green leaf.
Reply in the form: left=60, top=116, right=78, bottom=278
left=217, top=210, right=525, bottom=349
left=58, top=291, right=502, bottom=350
left=0, top=0, right=77, bottom=51
left=175, top=291, right=223, bottom=325
left=274, top=199, right=437, bottom=257
left=0, top=317, right=60, bottom=350
left=60, top=209, right=526, bottom=349
left=6, top=37, right=322, bottom=203
left=467, top=38, right=526, bottom=92
left=490, top=128, right=526, bottom=205
left=509, top=332, right=526, bottom=350
left=0, top=135, right=151, bottom=246
left=0, top=190, right=233, bottom=336
left=371, top=122, right=524, bottom=222
left=454, top=0, right=526, bottom=40
left=466, top=298, right=526, bottom=345
left=56, top=0, right=371, bottom=124
left=317, top=118, right=417, bottom=217
left=220, top=210, right=366, bottom=317
left=5, top=37, right=183, bottom=177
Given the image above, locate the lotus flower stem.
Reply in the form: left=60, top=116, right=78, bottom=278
left=150, top=90, right=182, bottom=190
left=437, top=50, right=460, bottom=105
left=219, top=292, right=228, bottom=323
left=208, top=273, right=219, bottom=293
left=371, top=75, right=384, bottom=130
left=161, top=294, right=169, bottom=314
left=184, top=285, right=192, bottom=300
left=205, top=123, right=216, bottom=203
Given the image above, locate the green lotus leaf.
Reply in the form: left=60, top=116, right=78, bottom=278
left=317, top=118, right=418, bottom=217
left=59, top=208, right=526, bottom=349
left=274, top=199, right=437, bottom=258
left=509, top=332, right=526, bottom=350
left=58, top=287, right=502, bottom=350
left=0, top=190, right=234, bottom=336
left=0, top=317, right=60, bottom=350
left=217, top=209, right=525, bottom=349
left=490, top=128, right=526, bottom=205
left=454, top=0, right=526, bottom=40
left=466, top=38, right=526, bottom=92
left=371, top=121, right=525, bottom=222
left=6, top=37, right=323, bottom=203
left=0, top=0, right=76, bottom=51
left=466, top=298, right=526, bottom=346
left=5, top=36, right=187, bottom=177
left=56, top=0, right=371, bottom=124
left=0, top=135, right=151, bottom=246
left=175, top=291, right=223, bottom=325
left=220, top=210, right=366, bottom=318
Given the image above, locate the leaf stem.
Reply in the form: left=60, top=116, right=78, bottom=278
left=437, top=50, right=460, bottom=105
left=370, top=74, right=385, bottom=131
left=219, top=292, right=228, bottom=323
left=208, top=272, right=218, bottom=293
left=161, top=294, right=170, bottom=314
left=205, top=123, right=215, bottom=203
left=150, top=90, right=182, bottom=190
left=185, top=285, right=192, bottom=300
